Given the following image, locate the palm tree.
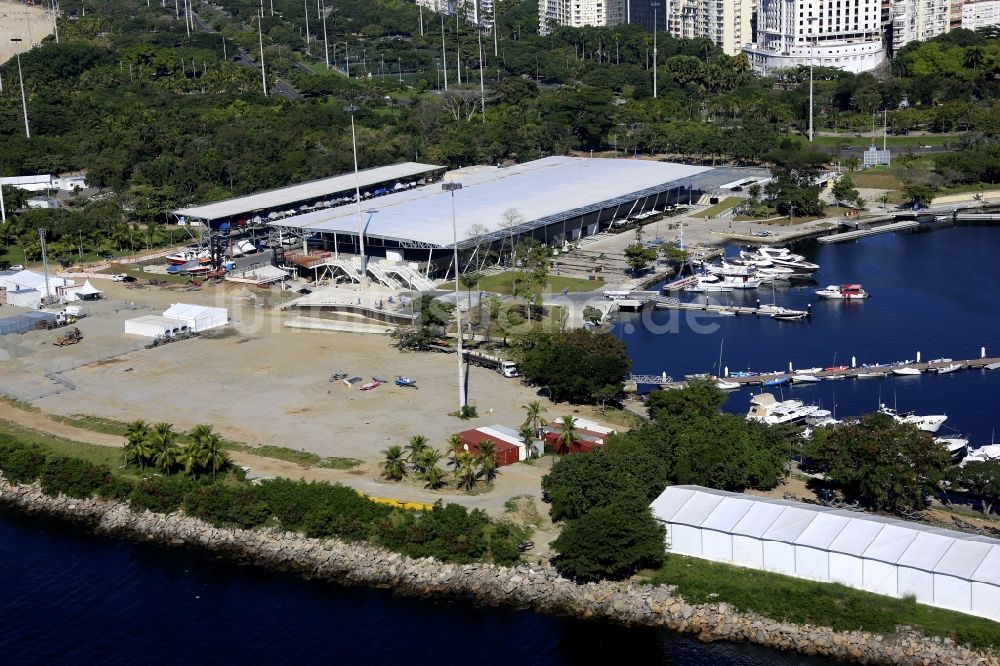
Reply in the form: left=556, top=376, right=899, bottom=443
left=454, top=451, right=480, bottom=491
left=199, top=432, right=228, bottom=480
left=446, top=434, right=464, bottom=470
left=124, top=419, right=150, bottom=470
left=190, top=423, right=215, bottom=446
left=522, top=400, right=547, bottom=437
left=459, top=271, right=481, bottom=320
left=149, top=422, right=180, bottom=475
left=477, top=440, right=498, bottom=483
left=416, top=447, right=443, bottom=478
left=518, top=422, right=537, bottom=458
left=180, top=442, right=201, bottom=476
left=554, top=415, right=580, bottom=455
left=382, top=445, right=408, bottom=481
left=405, top=435, right=430, bottom=473
left=423, top=465, right=446, bottom=490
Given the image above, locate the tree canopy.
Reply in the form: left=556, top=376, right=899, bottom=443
left=520, top=330, right=631, bottom=403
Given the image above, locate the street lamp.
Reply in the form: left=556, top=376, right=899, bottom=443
left=442, top=181, right=466, bottom=410
left=11, top=39, right=30, bottom=138
left=808, top=17, right=817, bottom=142
left=346, top=105, right=368, bottom=287
left=257, top=5, right=268, bottom=96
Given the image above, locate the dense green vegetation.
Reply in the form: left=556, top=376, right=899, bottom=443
left=0, top=432, right=525, bottom=564
left=648, top=554, right=1000, bottom=651
left=546, top=382, right=793, bottom=580
left=521, top=329, right=631, bottom=403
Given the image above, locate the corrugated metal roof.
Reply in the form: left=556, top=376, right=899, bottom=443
left=271, top=156, right=713, bottom=248
left=173, top=162, right=442, bottom=221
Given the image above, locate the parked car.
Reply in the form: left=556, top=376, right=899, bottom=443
left=111, top=274, right=136, bottom=282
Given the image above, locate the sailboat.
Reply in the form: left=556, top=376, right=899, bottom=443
left=714, top=339, right=741, bottom=390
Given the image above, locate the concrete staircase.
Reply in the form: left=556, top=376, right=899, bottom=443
left=386, top=264, right=436, bottom=291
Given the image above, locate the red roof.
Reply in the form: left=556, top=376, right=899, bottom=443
left=454, top=430, right=520, bottom=467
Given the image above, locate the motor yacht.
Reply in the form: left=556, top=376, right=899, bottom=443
left=685, top=275, right=733, bottom=293
left=878, top=404, right=947, bottom=433
left=935, top=437, right=969, bottom=463
left=746, top=393, right=820, bottom=425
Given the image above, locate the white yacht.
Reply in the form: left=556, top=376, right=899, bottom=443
left=963, top=444, right=1000, bottom=465
left=878, top=404, right=947, bottom=433
left=935, top=437, right=969, bottom=463
left=816, top=284, right=869, bottom=300
left=892, top=367, right=922, bottom=376
left=747, top=393, right=819, bottom=425
left=741, top=246, right=820, bottom=272
left=685, top=275, right=733, bottom=292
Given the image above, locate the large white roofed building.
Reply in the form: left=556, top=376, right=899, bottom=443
left=651, top=486, right=1000, bottom=621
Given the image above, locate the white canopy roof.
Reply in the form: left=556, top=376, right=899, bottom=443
left=651, top=486, right=1000, bottom=569
left=173, top=162, right=442, bottom=222
left=76, top=280, right=102, bottom=295
left=0, top=269, right=73, bottom=292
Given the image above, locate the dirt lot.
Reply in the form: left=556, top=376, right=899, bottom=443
left=0, top=0, right=50, bottom=63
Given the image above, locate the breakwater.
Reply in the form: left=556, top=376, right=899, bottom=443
left=0, top=477, right=995, bottom=666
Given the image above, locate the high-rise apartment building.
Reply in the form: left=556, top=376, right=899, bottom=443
left=416, top=0, right=495, bottom=28
left=743, top=0, right=886, bottom=73
left=962, top=0, right=1000, bottom=31
left=539, top=0, right=620, bottom=34
left=891, top=0, right=951, bottom=50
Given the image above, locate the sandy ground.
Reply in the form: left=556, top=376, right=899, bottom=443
left=0, top=276, right=603, bottom=545
left=0, top=1, right=51, bottom=64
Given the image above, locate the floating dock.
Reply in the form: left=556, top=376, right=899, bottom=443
left=612, top=291, right=809, bottom=318
left=817, top=220, right=919, bottom=244
left=655, top=357, right=1000, bottom=389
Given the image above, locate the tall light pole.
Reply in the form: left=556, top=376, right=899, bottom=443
left=478, top=27, right=485, bottom=122
left=455, top=7, right=462, bottom=85
left=1, top=180, right=6, bottom=223
left=440, top=15, right=448, bottom=90
left=651, top=2, right=659, bottom=99
left=808, top=17, right=817, bottom=142
left=258, top=6, right=268, bottom=96
left=321, top=0, right=329, bottom=68
left=52, top=0, right=59, bottom=44
left=346, top=105, right=368, bottom=287
left=442, top=181, right=466, bottom=410
left=11, top=40, right=30, bottom=138
left=303, top=0, right=311, bottom=54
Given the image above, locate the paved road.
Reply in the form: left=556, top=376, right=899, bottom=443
left=191, top=11, right=302, bottom=100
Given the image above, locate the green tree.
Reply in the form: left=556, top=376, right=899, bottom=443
left=149, top=422, right=180, bottom=475
left=454, top=450, right=480, bottom=491
left=946, top=460, right=1000, bottom=515
left=551, top=501, right=665, bottom=582
left=423, top=464, right=446, bottom=490
left=382, top=445, right=408, bottom=481
left=520, top=330, right=631, bottom=403
left=446, top=434, right=465, bottom=470
left=477, top=440, right=498, bottom=482
left=405, top=435, right=430, bottom=473
left=645, top=379, right=725, bottom=420
left=902, top=181, right=941, bottom=208
left=806, top=413, right=950, bottom=513
left=123, top=419, right=151, bottom=470
left=623, top=243, right=658, bottom=276
left=832, top=174, right=862, bottom=207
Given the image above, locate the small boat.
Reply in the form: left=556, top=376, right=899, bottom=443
left=987, top=362, right=1000, bottom=371
left=825, top=365, right=849, bottom=372
left=394, top=376, right=418, bottom=388
left=892, top=367, right=922, bottom=376
left=824, top=374, right=848, bottom=380
left=716, top=308, right=737, bottom=316
left=771, top=311, right=808, bottom=321
left=805, top=409, right=833, bottom=425
left=816, top=284, right=869, bottom=300
left=794, top=367, right=823, bottom=375
left=762, top=377, right=789, bottom=387
left=856, top=371, right=887, bottom=379
left=791, top=374, right=821, bottom=384
left=716, top=380, right=741, bottom=390
left=360, top=381, right=381, bottom=391
left=935, top=363, right=964, bottom=374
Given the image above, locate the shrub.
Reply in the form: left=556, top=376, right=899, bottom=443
left=39, top=456, right=112, bottom=499
left=487, top=522, right=523, bottom=566
left=377, top=502, right=489, bottom=563
left=0, top=440, right=47, bottom=484
left=97, top=475, right=135, bottom=502
left=256, top=479, right=390, bottom=539
left=128, top=476, right=196, bottom=514
left=183, top=485, right=271, bottom=529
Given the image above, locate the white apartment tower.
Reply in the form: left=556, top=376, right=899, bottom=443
left=539, top=0, right=621, bottom=34
left=664, top=0, right=754, bottom=56
left=891, top=0, right=951, bottom=50
left=962, top=0, right=1000, bottom=31
left=744, top=0, right=886, bottom=74
left=416, top=0, right=495, bottom=28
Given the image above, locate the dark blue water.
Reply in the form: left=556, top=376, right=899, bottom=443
left=0, top=509, right=828, bottom=665
left=615, top=223, right=1000, bottom=444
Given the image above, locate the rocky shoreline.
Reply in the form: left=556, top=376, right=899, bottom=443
left=1, top=477, right=996, bottom=666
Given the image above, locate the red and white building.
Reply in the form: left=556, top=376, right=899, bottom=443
left=453, top=425, right=528, bottom=467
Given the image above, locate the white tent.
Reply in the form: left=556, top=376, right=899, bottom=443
left=0, top=269, right=73, bottom=295
left=66, top=279, right=102, bottom=301
left=650, top=486, right=1000, bottom=621
left=124, top=315, right=186, bottom=338
left=162, top=303, right=228, bottom=332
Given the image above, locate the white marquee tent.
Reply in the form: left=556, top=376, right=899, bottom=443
left=124, top=315, right=188, bottom=338
left=162, top=303, right=228, bottom=332
left=650, top=486, right=1000, bottom=621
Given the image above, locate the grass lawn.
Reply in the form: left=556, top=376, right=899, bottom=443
left=50, top=414, right=130, bottom=437
left=475, top=272, right=600, bottom=295
left=0, top=418, right=132, bottom=475
left=691, top=197, right=743, bottom=219
left=249, top=445, right=361, bottom=469
left=646, top=554, right=1000, bottom=651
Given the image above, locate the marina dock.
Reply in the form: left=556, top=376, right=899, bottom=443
left=817, top=220, right=919, bottom=244
left=650, top=357, right=1000, bottom=389
left=613, top=291, right=809, bottom=318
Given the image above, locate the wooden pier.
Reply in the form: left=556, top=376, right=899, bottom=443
left=613, top=291, right=810, bottom=318
left=654, top=357, right=1000, bottom=389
